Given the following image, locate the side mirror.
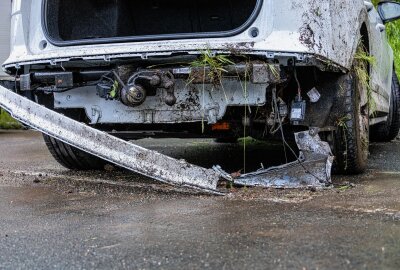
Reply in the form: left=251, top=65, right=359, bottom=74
left=378, top=1, right=400, bottom=24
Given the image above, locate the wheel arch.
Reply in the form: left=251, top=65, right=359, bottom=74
left=360, top=22, right=371, bottom=57
left=346, top=8, right=370, bottom=70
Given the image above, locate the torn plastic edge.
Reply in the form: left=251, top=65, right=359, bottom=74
left=214, top=131, right=334, bottom=189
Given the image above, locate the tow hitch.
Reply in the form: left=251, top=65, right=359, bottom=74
left=0, top=86, right=333, bottom=194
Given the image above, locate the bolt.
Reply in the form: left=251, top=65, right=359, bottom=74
left=309, top=128, right=319, bottom=137
left=165, top=94, right=177, bottom=106
left=164, top=81, right=174, bottom=89
left=149, top=75, right=161, bottom=86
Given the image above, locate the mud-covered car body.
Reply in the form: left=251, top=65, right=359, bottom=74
left=2, top=0, right=393, bottom=125
left=4, top=0, right=391, bottom=69
left=2, top=0, right=400, bottom=177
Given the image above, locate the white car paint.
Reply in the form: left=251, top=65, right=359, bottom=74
left=1, top=0, right=395, bottom=114
left=0, top=0, right=11, bottom=79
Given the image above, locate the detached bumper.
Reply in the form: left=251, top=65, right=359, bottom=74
left=0, top=85, right=334, bottom=194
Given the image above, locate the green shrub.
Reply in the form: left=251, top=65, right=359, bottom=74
left=372, top=0, right=400, bottom=75
left=387, top=20, right=400, bottom=75
left=0, top=109, right=22, bottom=129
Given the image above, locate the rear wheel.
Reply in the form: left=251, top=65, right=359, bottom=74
left=370, top=67, right=400, bottom=142
left=43, top=134, right=107, bottom=170
left=333, top=70, right=369, bottom=174
left=35, top=99, right=108, bottom=170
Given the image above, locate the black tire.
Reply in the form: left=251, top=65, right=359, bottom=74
left=333, top=71, right=369, bottom=174
left=370, top=67, right=400, bottom=142
left=43, top=134, right=107, bottom=170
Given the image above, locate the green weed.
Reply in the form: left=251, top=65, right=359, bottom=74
left=336, top=115, right=350, bottom=170
left=109, top=80, right=119, bottom=99
left=264, top=63, right=280, bottom=80
left=189, top=49, right=234, bottom=86
left=0, top=109, right=22, bottom=129
left=353, top=46, right=377, bottom=113
left=189, top=50, right=235, bottom=131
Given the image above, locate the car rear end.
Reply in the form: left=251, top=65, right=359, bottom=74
left=3, top=0, right=364, bottom=141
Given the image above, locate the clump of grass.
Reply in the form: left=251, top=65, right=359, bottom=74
left=189, top=49, right=234, bottom=86
left=354, top=47, right=376, bottom=66
left=109, top=80, right=119, bottom=99
left=243, top=69, right=248, bottom=173
left=336, top=183, right=354, bottom=191
left=335, top=115, right=350, bottom=170
left=0, top=109, right=22, bottom=129
left=190, top=50, right=253, bottom=171
left=189, top=49, right=235, bottom=132
left=353, top=46, right=377, bottom=114
left=264, top=63, right=280, bottom=80
left=336, top=116, right=349, bottom=130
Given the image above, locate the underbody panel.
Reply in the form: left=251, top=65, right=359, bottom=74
left=54, top=81, right=267, bottom=125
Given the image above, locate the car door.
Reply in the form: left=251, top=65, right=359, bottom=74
left=366, top=0, right=393, bottom=114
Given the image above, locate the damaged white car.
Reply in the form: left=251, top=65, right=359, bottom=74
left=2, top=0, right=400, bottom=192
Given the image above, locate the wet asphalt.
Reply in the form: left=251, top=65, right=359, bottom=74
left=0, top=130, right=399, bottom=269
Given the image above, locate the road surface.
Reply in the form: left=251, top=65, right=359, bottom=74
left=0, top=130, right=399, bottom=269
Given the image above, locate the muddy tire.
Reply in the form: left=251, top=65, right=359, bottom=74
left=333, top=71, right=369, bottom=174
left=370, top=67, right=400, bottom=142
left=43, top=134, right=107, bottom=170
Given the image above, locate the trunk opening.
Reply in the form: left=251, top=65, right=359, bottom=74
left=44, top=0, right=262, bottom=46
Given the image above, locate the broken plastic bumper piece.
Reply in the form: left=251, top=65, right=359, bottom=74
left=215, top=131, right=333, bottom=189
left=0, top=86, right=333, bottom=195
